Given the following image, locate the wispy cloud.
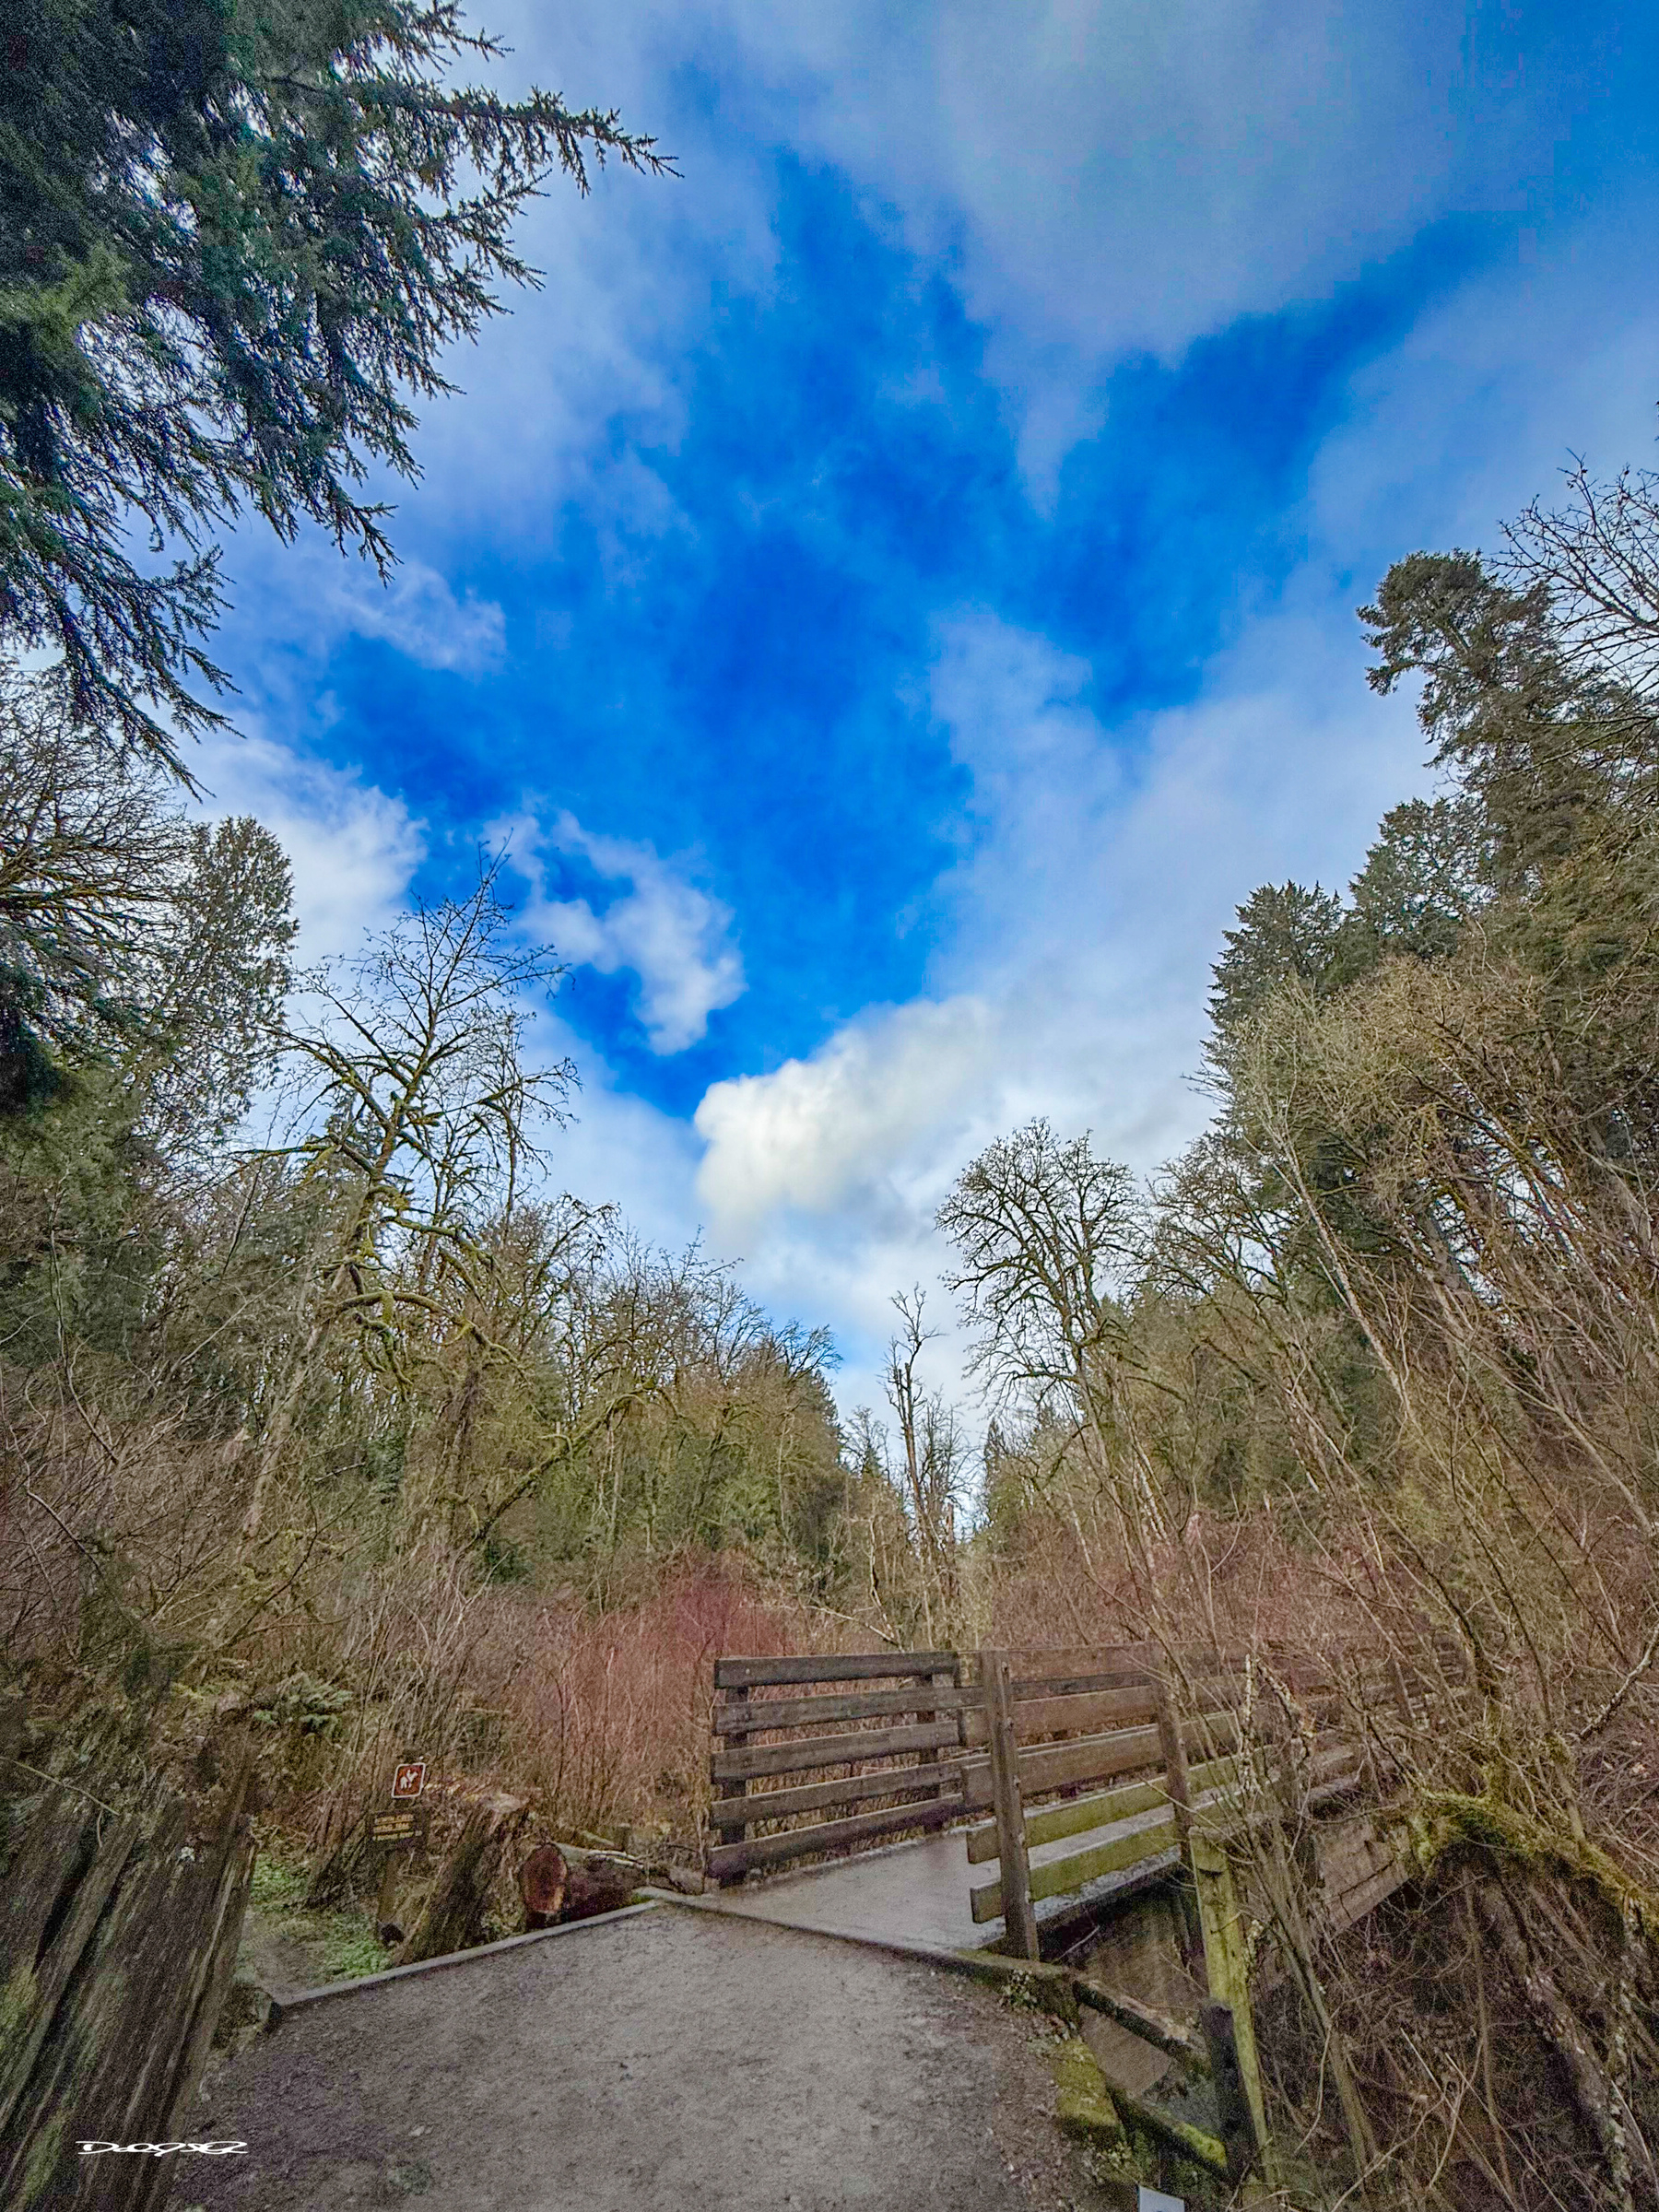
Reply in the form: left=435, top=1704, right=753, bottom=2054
left=237, top=543, right=506, bottom=675
left=503, top=809, right=745, bottom=1053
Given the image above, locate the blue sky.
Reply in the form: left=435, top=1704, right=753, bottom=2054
left=194, top=0, right=1659, bottom=1418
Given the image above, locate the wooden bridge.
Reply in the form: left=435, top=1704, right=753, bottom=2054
left=695, top=1638, right=1456, bottom=2184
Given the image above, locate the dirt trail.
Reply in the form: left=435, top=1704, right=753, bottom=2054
left=182, top=1902, right=1101, bottom=2212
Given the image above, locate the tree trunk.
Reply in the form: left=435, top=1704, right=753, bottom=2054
left=0, top=1754, right=254, bottom=2210
left=395, top=1793, right=529, bottom=1966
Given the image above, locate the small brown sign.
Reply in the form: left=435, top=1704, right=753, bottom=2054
left=391, top=1761, right=427, bottom=1801
left=371, top=1808, right=429, bottom=1850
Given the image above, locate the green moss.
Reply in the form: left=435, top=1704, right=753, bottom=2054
left=19, top=2109, right=65, bottom=2207
left=1048, top=2035, right=1125, bottom=2146
left=1409, top=1792, right=1659, bottom=1934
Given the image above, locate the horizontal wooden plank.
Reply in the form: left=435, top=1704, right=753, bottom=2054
left=971, top=1814, right=1177, bottom=1921
left=1009, top=1667, right=1155, bottom=1700
left=961, top=1685, right=1159, bottom=1748
left=714, top=1651, right=956, bottom=1689
left=712, top=1683, right=978, bottom=1735
left=710, top=1718, right=961, bottom=1783
left=1016, top=1684, right=1160, bottom=1742
left=964, top=1752, right=1241, bottom=1864
left=1000, top=1644, right=1153, bottom=1679
left=959, top=1710, right=1241, bottom=1810
left=961, top=1685, right=1159, bottom=1747
left=1324, top=1863, right=1407, bottom=1935
left=706, top=1794, right=960, bottom=1878
left=706, top=1764, right=959, bottom=1830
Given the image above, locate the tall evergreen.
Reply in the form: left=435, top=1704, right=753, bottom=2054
left=0, top=0, right=669, bottom=767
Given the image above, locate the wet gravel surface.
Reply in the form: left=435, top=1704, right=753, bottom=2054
left=182, top=1902, right=1104, bottom=2212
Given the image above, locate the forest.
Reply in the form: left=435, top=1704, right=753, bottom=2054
left=7, top=457, right=1659, bottom=2206
left=3, top=5, right=1657, bottom=2205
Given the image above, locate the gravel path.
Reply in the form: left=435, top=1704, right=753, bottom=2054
left=182, top=1902, right=1102, bottom=2212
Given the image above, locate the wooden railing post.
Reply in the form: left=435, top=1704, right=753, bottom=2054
left=981, top=1647, right=1039, bottom=1960
left=1154, top=1657, right=1202, bottom=1963
left=715, top=1681, right=749, bottom=1887
left=1151, top=1663, right=1192, bottom=1857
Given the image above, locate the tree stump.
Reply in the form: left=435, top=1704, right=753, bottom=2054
left=395, top=1791, right=529, bottom=1966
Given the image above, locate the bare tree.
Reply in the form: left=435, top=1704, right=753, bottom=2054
left=880, top=1290, right=968, bottom=1644
left=232, top=860, right=572, bottom=1557
left=937, top=1118, right=1167, bottom=1551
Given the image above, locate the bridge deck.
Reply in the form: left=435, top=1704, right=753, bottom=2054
left=699, top=1804, right=1184, bottom=1954
left=701, top=1829, right=992, bottom=1950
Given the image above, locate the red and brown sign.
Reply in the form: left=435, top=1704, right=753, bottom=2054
left=391, top=1761, right=427, bottom=1801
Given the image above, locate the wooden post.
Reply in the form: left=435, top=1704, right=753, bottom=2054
left=715, top=1682, right=749, bottom=1888
left=1200, top=1997, right=1260, bottom=2185
left=1192, top=1830, right=1277, bottom=2191
left=1151, top=1665, right=1192, bottom=1855
left=981, top=1647, right=1039, bottom=1960
left=1154, top=1661, right=1201, bottom=1962
left=0, top=1753, right=255, bottom=2212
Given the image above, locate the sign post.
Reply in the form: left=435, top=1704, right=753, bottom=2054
left=374, top=1761, right=429, bottom=1937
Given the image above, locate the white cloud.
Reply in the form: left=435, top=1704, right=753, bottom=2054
left=190, top=724, right=426, bottom=958
left=324, top=557, right=505, bottom=672
left=688, top=596, right=1430, bottom=1413
left=252, top=547, right=505, bottom=674
left=695, top=994, right=997, bottom=1231
left=463, top=0, right=1598, bottom=502
left=502, top=809, right=745, bottom=1053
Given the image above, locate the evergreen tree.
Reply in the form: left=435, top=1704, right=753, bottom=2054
left=1206, top=881, right=1343, bottom=1057
left=0, top=0, right=669, bottom=768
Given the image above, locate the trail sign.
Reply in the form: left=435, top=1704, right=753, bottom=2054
left=391, top=1762, right=427, bottom=1801
left=371, top=1807, right=429, bottom=1850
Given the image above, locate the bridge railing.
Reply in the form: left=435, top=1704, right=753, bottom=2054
left=964, top=1643, right=1247, bottom=1953
left=706, top=1650, right=971, bottom=1885
left=705, top=1638, right=1463, bottom=1912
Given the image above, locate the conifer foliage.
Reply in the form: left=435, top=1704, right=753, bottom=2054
left=0, top=0, right=671, bottom=765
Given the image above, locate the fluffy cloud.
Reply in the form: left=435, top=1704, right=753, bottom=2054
left=695, top=994, right=997, bottom=1231
left=690, top=597, right=1429, bottom=1382
left=503, top=810, right=745, bottom=1053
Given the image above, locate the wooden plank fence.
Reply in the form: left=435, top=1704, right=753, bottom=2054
left=707, top=1650, right=965, bottom=1885
left=706, top=1637, right=1463, bottom=1933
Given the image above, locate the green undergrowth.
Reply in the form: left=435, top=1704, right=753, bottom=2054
left=243, top=1845, right=394, bottom=1986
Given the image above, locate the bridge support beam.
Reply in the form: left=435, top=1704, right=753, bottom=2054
left=1192, top=1831, right=1278, bottom=2192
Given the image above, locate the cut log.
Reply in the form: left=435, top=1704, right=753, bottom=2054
left=520, top=1842, right=569, bottom=1930
left=396, top=1791, right=530, bottom=1966
left=560, top=1860, right=636, bottom=1923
